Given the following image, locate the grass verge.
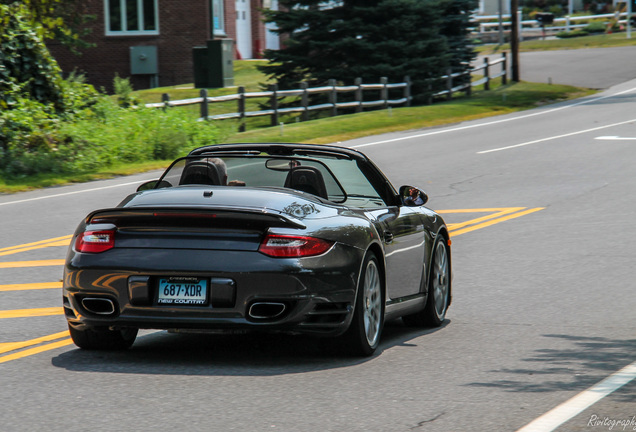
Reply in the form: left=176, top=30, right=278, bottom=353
left=224, top=80, right=595, bottom=144
left=476, top=32, right=636, bottom=55
left=0, top=161, right=172, bottom=194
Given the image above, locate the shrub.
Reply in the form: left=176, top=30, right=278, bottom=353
left=556, top=29, right=589, bottom=38
left=584, top=21, right=607, bottom=33
left=0, top=4, right=64, bottom=111
left=1, top=97, right=221, bottom=177
left=113, top=74, right=137, bottom=108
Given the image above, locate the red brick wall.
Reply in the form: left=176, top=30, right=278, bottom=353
left=224, top=0, right=237, bottom=49
left=251, top=0, right=266, bottom=58
left=48, top=0, right=240, bottom=92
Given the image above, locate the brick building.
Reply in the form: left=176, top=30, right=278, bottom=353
left=48, top=0, right=279, bottom=92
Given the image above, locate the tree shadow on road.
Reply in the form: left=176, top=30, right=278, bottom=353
left=50, top=319, right=450, bottom=376
left=465, top=333, right=636, bottom=403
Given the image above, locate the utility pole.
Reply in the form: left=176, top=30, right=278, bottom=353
left=498, top=0, right=504, bottom=45
left=510, top=0, right=520, bottom=82
left=628, top=0, right=632, bottom=39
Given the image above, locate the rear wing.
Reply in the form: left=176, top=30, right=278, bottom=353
left=85, top=206, right=307, bottom=231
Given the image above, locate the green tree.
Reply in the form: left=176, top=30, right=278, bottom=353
left=0, top=2, right=98, bottom=158
left=0, top=0, right=91, bottom=50
left=260, top=0, right=476, bottom=103
left=0, top=3, right=65, bottom=110
left=440, top=0, right=478, bottom=88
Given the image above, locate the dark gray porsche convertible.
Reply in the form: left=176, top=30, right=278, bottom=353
left=63, top=143, right=451, bottom=356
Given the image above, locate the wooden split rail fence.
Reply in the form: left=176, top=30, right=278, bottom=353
left=146, top=53, right=508, bottom=132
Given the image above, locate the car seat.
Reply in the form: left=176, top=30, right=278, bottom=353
left=284, top=166, right=328, bottom=199
left=179, top=161, right=222, bottom=186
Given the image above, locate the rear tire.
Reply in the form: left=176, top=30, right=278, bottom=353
left=403, top=237, right=450, bottom=327
left=342, top=252, right=384, bottom=356
left=68, top=324, right=137, bottom=350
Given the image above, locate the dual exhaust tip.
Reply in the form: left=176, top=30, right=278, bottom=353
left=248, top=302, right=286, bottom=320
left=81, top=298, right=287, bottom=320
left=81, top=297, right=116, bottom=316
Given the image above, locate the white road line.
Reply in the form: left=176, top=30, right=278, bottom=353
left=478, top=118, right=636, bottom=154
left=516, top=360, right=636, bottom=432
left=351, top=86, right=636, bottom=150
left=0, top=180, right=145, bottom=207
left=595, top=136, right=636, bottom=141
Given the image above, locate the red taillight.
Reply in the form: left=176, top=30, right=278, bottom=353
left=258, top=234, right=334, bottom=258
left=75, top=230, right=116, bottom=253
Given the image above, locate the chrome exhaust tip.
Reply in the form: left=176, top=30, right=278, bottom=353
left=81, top=297, right=116, bottom=315
left=248, top=302, right=286, bottom=320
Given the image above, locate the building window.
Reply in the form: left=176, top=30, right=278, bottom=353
left=212, top=0, right=225, bottom=36
left=105, top=0, right=159, bottom=35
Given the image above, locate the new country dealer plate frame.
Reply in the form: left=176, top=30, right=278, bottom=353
left=156, top=277, right=209, bottom=306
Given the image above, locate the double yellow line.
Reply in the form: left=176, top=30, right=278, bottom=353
left=0, top=235, right=69, bottom=269
left=443, top=207, right=545, bottom=237
left=0, top=307, right=70, bottom=364
left=0, top=235, right=71, bottom=257
left=0, top=236, right=72, bottom=363
left=0, top=282, right=63, bottom=292
left=0, top=330, right=71, bottom=364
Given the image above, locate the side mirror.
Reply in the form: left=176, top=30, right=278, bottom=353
left=399, top=185, right=428, bottom=207
left=136, top=180, right=171, bottom=192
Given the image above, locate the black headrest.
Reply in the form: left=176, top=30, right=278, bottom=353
left=284, top=166, right=328, bottom=199
left=180, top=161, right=221, bottom=186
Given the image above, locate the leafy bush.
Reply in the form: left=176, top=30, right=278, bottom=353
left=113, top=74, right=137, bottom=108
left=584, top=21, right=607, bottom=33
left=0, top=96, right=60, bottom=173
left=0, top=3, right=64, bottom=111
left=1, top=97, right=221, bottom=177
left=59, top=71, right=101, bottom=116
left=556, top=29, right=589, bottom=38
left=0, top=5, right=207, bottom=180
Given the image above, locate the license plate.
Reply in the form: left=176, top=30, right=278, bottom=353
left=157, top=278, right=208, bottom=306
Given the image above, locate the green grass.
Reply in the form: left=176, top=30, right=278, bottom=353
left=476, top=31, right=636, bottom=55
left=225, top=80, right=594, bottom=144
left=0, top=160, right=173, bottom=194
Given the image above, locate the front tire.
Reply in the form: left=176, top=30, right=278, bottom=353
left=403, top=237, right=450, bottom=327
left=342, top=252, right=384, bottom=356
left=68, top=324, right=138, bottom=350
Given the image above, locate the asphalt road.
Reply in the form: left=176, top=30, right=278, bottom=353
left=479, top=45, right=636, bottom=88
left=2, top=63, right=636, bottom=431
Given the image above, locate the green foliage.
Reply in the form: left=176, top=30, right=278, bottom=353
left=0, top=0, right=91, bottom=50
left=0, top=2, right=100, bottom=165
left=0, top=3, right=64, bottom=110
left=0, top=3, right=220, bottom=180
left=113, top=74, right=138, bottom=108
left=260, top=0, right=476, bottom=104
left=59, top=70, right=101, bottom=115
left=1, top=98, right=221, bottom=177
left=584, top=21, right=608, bottom=33
left=520, top=0, right=569, bottom=16
left=556, top=29, right=590, bottom=38
left=438, top=0, right=478, bottom=88
left=0, top=97, right=59, bottom=164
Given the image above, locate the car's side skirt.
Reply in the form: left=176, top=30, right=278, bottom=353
left=385, top=294, right=426, bottom=321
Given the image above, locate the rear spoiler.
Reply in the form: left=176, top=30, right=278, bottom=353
left=85, top=206, right=307, bottom=230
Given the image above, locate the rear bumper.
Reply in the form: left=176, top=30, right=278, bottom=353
left=63, top=245, right=362, bottom=336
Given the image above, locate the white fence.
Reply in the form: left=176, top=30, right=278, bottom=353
left=473, top=12, right=632, bottom=35
left=146, top=54, right=508, bottom=132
